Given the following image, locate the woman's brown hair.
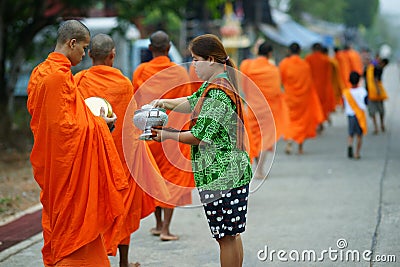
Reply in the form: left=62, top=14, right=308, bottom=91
left=188, top=34, right=238, bottom=91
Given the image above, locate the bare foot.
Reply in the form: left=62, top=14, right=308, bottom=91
left=129, top=262, right=141, bottom=267
left=284, top=143, right=292, bottom=155
left=160, top=233, right=179, bottom=241
left=150, top=228, right=161, bottom=236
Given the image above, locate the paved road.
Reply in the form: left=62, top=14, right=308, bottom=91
left=1, top=64, right=399, bottom=267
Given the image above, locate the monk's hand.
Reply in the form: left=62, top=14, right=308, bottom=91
left=100, top=107, right=117, bottom=132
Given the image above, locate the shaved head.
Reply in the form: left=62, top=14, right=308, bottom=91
left=57, top=20, right=90, bottom=44
left=149, top=30, right=170, bottom=52
left=90, top=33, right=115, bottom=60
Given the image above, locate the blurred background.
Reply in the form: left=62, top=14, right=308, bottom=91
left=0, top=0, right=398, bottom=151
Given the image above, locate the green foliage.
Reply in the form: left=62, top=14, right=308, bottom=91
left=343, top=0, right=379, bottom=28
left=289, top=0, right=347, bottom=23
left=287, top=0, right=378, bottom=29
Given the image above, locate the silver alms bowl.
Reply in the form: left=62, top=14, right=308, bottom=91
left=133, top=106, right=168, bottom=140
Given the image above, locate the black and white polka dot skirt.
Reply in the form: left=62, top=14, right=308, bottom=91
left=198, top=184, right=249, bottom=239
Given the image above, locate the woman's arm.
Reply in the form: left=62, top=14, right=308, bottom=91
left=151, top=97, right=192, bottom=113
left=151, top=128, right=201, bottom=145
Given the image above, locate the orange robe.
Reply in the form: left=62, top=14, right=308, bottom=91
left=329, top=56, right=345, bottom=107
left=240, top=56, right=289, bottom=159
left=279, top=55, right=324, bottom=144
left=132, top=56, right=195, bottom=207
left=305, top=51, right=334, bottom=119
left=27, top=52, right=127, bottom=266
left=335, top=50, right=352, bottom=89
left=347, top=48, right=364, bottom=75
left=75, top=66, right=169, bottom=254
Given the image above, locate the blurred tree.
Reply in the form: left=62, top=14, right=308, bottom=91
left=287, top=0, right=378, bottom=28
left=343, top=0, right=379, bottom=28
left=288, top=0, right=346, bottom=22
left=115, top=0, right=226, bottom=46
left=0, top=0, right=97, bottom=144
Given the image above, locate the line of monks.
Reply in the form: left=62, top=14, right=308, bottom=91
left=239, top=41, right=366, bottom=178
left=27, top=18, right=375, bottom=266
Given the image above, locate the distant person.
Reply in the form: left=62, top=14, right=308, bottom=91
left=151, top=33, right=252, bottom=267
left=342, top=71, right=368, bottom=159
left=132, top=30, right=194, bottom=241
left=335, top=46, right=352, bottom=89
left=240, top=41, right=289, bottom=178
left=75, top=33, right=166, bottom=267
left=323, top=46, right=344, bottom=110
left=305, top=42, right=334, bottom=130
left=27, top=20, right=126, bottom=266
left=365, top=57, right=389, bottom=134
left=279, top=42, right=324, bottom=154
left=344, top=43, right=364, bottom=76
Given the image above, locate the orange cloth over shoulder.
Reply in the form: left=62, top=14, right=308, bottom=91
left=27, top=52, right=126, bottom=266
left=240, top=56, right=288, bottom=159
left=75, top=65, right=169, bottom=254
left=365, top=64, right=388, bottom=101
left=343, top=88, right=368, bottom=135
left=133, top=56, right=195, bottom=207
left=305, top=51, right=334, bottom=119
left=279, top=55, right=324, bottom=144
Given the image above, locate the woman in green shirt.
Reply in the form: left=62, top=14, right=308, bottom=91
left=151, top=34, right=252, bottom=267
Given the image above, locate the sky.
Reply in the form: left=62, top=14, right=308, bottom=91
left=379, top=0, right=400, bottom=14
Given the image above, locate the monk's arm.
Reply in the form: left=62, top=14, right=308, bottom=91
left=152, top=97, right=191, bottom=113
left=152, top=128, right=201, bottom=145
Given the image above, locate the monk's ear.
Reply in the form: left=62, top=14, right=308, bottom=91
left=109, top=48, right=116, bottom=60
left=69, top=38, right=77, bottom=49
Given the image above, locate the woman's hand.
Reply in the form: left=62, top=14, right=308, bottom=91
left=150, top=99, right=165, bottom=109
left=151, top=128, right=163, bottom=142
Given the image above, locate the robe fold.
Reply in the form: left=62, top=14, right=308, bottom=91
left=133, top=56, right=194, bottom=207
left=27, top=52, right=126, bottom=266
left=279, top=55, right=324, bottom=144
left=240, top=56, right=288, bottom=159
left=75, top=65, right=169, bottom=255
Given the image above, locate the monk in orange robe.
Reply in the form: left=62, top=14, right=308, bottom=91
left=335, top=46, right=352, bottom=89
left=240, top=41, right=288, bottom=178
left=27, top=20, right=126, bottom=267
left=75, top=34, right=168, bottom=267
left=132, top=30, right=194, bottom=241
left=344, top=44, right=364, bottom=75
left=305, top=43, right=334, bottom=127
left=279, top=42, right=324, bottom=154
left=327, top=49, right=345, bottom=108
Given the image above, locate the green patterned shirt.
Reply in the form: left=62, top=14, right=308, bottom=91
left=187, top=79, right=252, bottom=190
